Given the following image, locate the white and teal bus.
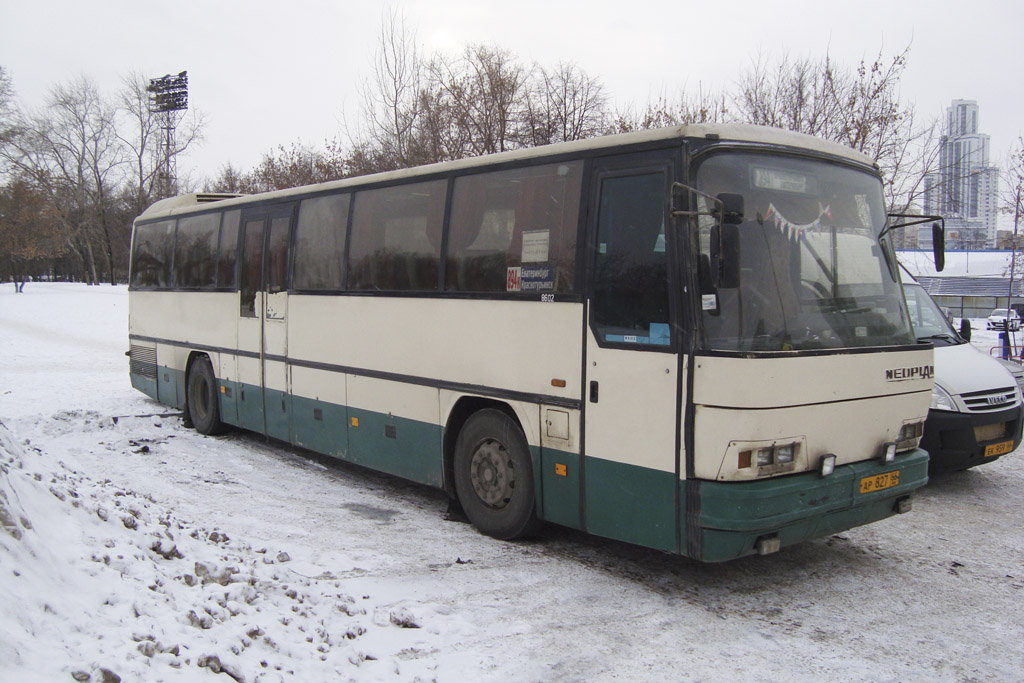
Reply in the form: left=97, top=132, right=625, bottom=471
left=128, top=124, right=934, bottom=562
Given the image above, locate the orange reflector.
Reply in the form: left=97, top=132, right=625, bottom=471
left=738, top=450, right=752, bottom=469
left=220, top=386, right=225, bottom=393
left=351, top=417, right=359, bottom=427
left=551, top=379, right=566, bottom=388
left=555, top=463, right=567, bottom=476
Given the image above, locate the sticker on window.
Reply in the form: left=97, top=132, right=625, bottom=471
left=521, top=265, right=555, bottom=291
left=522, top=230, right=550, bottom=263
left=605, top=323, right=671, bottom=346
left=507, top=267, right=522, bottom=292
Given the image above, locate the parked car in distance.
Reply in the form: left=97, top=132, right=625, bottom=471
left=986, top=307, right=1021, bottom=331
left=904, top=283, right=1024, bottom=473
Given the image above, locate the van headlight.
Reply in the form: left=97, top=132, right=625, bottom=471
left=930, top=384, right=957, bottom=412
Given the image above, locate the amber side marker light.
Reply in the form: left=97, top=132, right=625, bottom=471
left=551, top=379, right=566, bottom=388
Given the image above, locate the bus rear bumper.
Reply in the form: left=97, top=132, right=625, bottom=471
left=685, top=448, right=929, bottom=562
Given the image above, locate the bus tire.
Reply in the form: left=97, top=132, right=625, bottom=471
left=187, top=356, right=224, bottom=436
left=453, top=409, right=541, bottom=540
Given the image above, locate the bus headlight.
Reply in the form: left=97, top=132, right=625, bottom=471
left=895, top=421, right=925, bottom=452
left=741, top=442, right=800, bottom=473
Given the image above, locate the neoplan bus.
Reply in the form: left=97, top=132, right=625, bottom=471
left=128, top=124, right=934, bottom=562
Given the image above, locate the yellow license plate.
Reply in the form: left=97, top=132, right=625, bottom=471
left=859, top=471, right=900, bottom=494
left=984, top=440, right=1014, bottom=457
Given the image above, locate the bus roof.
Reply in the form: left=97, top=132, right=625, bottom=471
left=139, top=123, right=877, bottom=220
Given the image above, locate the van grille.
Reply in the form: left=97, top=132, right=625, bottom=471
left=130, top=345, right=157, bottom=379
left=960, top=387, right=1020, bottom=413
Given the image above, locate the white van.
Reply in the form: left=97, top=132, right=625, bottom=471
left=903, top=281, right=1024, bottom=472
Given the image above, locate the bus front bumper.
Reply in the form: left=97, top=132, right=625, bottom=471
left=684, top=448, right=929, bottom=562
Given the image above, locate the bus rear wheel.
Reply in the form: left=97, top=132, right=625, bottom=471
left=453, top=409, right=541, bottom=540
left=187, top=356, right=224, bottom=436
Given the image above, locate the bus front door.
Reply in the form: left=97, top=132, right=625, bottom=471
left=583, top=153, right=683, bottom=553
left=237, top=204, right=294, bottom=441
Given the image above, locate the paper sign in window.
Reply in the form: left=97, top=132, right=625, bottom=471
left=521, top=230, right=550, bottom=263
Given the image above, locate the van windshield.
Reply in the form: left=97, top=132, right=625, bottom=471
left=695, top=152, right=915, bottom=352
left=904, top=283, right=963, bottom=346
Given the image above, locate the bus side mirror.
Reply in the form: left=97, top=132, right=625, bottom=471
left=933, top=222, right=945, bottom=273
left=718, top=193, right=744, bottom=225
left=712, top=223, right=740, bottom=289
left=959, top=318, right=972, bottom=342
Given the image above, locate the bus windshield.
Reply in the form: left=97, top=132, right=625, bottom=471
left=695, top=152, right=915, bottom=352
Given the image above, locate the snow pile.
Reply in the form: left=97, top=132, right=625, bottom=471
left=0, top=420, right=438, bottom=683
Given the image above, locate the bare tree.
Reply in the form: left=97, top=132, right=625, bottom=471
left=1002, top=138, right=1024, bottom=278
left=0, top=66, right=18, bottom=164
left=245, top=141, right=347, bottom=192
left=521, top=62, right=608, bottom=145
left=611, top=85, right=728, bottom=133
left=733, top=46, right=937, bottom=213
left=2, top=76, right=126, bottom=284
left=351, top=8, right=423, bottom=172
left=0, top=177, right=64, bottom=290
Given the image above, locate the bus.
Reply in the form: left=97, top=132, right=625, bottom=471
left=127, top=124, right=934, bottom=562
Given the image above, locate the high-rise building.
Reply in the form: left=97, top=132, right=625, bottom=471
left=922, top=99, right=1000, bottom=249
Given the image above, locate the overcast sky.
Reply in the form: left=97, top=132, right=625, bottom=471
left=2, top=0, right=1022, bottom=184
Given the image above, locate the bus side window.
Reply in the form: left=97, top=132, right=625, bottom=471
left=174, top=212, right=220, bottom=289
left=446, top=162, right=582, bottom=294
left=240, top=219, right=264, bottom=317
left=591, top=172, right=670, bottom=345
left=217, top=210, right=240, bottom=289
left=266, top=215, right=290, bottom=293
left=292, top=193, right=350, bottom=291
left=348, top=180, right=445, bottom=292
left=130, top=220, right=175, bottom=289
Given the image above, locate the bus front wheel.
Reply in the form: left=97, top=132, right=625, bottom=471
left=186, top=356, right=224, bottom=436
left=453, top=409, right=541, bottom=540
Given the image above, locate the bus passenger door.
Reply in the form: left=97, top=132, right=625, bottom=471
left=583, top=153, right=683, bottom=553
left=237, top=204, right=294, bottom=440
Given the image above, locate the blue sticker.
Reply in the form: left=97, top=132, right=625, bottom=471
left=521, top=265, right=555, bottom=291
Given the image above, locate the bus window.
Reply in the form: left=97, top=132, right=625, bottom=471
left=217, top=210, right=240, bottom=289
left=266, top=214, right=291, bottom=293
left=348, top=180, right=446, bottom=291
left=240, top=218, right=263, bottom=317
left=446, top=162, right=582, bottom=293
left=591, top=172, right=670, bottom=345
left=130, top=220, right=175, bottom=289
left=293, top=193, right=350, bottom=290
left=174, top=212, right=220, bottom=289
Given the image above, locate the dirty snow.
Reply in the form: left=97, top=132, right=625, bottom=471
left=1, top=283, right=1022, bottom=682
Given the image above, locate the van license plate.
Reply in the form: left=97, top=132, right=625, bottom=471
left=859, top=471, right=900, bottom=494
left=984, top=440, right=1014, bottom=457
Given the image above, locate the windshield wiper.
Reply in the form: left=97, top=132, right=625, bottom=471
left=917, top=333, right=959, bottom=343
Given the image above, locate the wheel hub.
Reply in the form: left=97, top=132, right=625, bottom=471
left=470, top=440, right=515, bottom=509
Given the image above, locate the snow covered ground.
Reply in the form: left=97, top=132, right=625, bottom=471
left=1, top=283, right=1023, bottom=682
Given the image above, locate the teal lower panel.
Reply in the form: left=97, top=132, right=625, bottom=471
left=217, top=379, right=240, bottom=427
left=540, top=446, right=581, bottom=530
left=264, top=387, right=291, bottom=442
left=130, top=372, right=158, bottom=401
left=688, top=449, right=930, bottom=562
left=291, top=394, right=348, bottom=458
left=237, top=382, right=264, bottom=434
left=347, top=407, right=444, bottom=488
left=157, top=366, right=184, bottom=410
left=584, top=457, right=677, bottom=552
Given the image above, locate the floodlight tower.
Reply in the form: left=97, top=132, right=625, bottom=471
left=147, top=71, right=189, bottom=197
